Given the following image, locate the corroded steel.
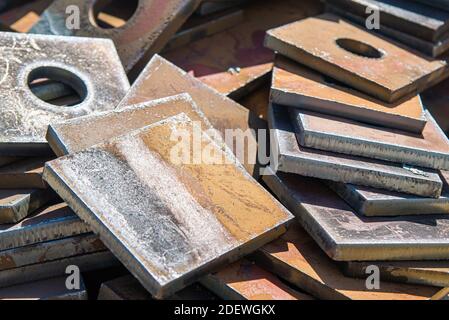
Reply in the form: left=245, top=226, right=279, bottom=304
left=0, top=157, right=53, bottom=189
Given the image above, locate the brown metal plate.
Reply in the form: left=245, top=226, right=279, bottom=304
left=265, top=13, right=448, bottom=102
left=0, top=157, right=53, bottom=189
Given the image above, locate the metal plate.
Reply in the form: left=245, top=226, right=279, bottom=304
left=0, top=188, right=56, bottom=224
left=268, top=103, right=443, bottom=198
left=0, top=275, right=88, bottom=300
left=0, top=202, right=90, bottom=251
left=342, top=260, right=449, bottom=288
left=46, top=94, right=210, bottom=156
left=0, top=32, right=129, bottom=156
left=43, top=114, right=293, bottom=299
left=263, top=168, right=449, bottom=261
left=0, top=233, right=105, bottom=271
left=0, top=157, right=52, bottom=189
left=265, top=13, right=448, bottom=102
left=239, top=83, right=270, bottom=121
left=118, top=55, right=266, bottom=178
left=291, top=108, right=449, bottom=170
left=327, top=171, right=449, bottom=216
left=164, top=0, right=322, bottom=100
left=201, top=259, right=314, bottom=300
left=196, top=0, right=249, bottom=16
left=326, top=0, right=449, bottom=42
left=252, top=223, right=445, bottom=300
left=30, top=0, right=202, bottom=78
left=271, top=56, right=427, bottom=133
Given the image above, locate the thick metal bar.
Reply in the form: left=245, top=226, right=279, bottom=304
left=265, top=13, right=448, bottom=103
left=268, top=103, right=443, bottom=198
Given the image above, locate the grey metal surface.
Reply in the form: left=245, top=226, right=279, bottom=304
left=291, top=108, right=449, bottom=170
left=0, top=202, right=90, bottom=251
left=268, top=103, right=443, bottom=198
left=43, top=114, right=293, bottom=299
left=0, top=32, right=129, bottom=156
left=262, top=167, right=449, bottom=261
left=0, top=157, right=52, bottom=189
left=0, top=188, right=57, bottom=224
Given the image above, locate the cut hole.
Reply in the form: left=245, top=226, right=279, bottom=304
left=335, top=38, right=383, bottom=59
left=28, top=66, right=87, bottom=107
left=91, top=0, right=138, bottom=29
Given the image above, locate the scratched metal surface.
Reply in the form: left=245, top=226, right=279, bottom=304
left=118, top=55, right=266, bottom=178
left=0, top=188, right=56, bottom=224
left=326, top=0, right=449, bottom=42
left=262, top=168, right=449, bottom=261
left=0, top=157, right=52, bottom=189
left=47, top=94, right=212, bottom=156
left=0, top=202, right=90, bottom=251
left=271, top=56, right=427, bottom=133
left=252, top=223, right=444, bottom=300
left=30, top=0, right=202, bottom=77
left=343, top=260, right=449, bottom=288
left=327, top=170, right=449, bottom=216
left=265, top=14, right=448, bottom=103
left=43, top=114, right=293, bottom=299
left=0, top=233, right=105, bottom=271
left=0, top=32, right=129, bottom=156
left=291, top=108, right=449, bottom=170
left=269, top=103, right=443, bottom=198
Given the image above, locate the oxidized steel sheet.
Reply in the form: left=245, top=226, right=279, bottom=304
left=196, top=0, right=249, bottom=15
left=263, top=167, right=449, bottom=261
left=252, top=223, right=446, bottom=300
left=46, top=94, right=210, bottom=156
left=201, top=259, right=314, bottom=300
left=0, top=202, right=90, bottom=251
left=0, top=157, right=53, bottom=189
left=0, top=251, right=118, bottom=289
left=43, top=114, right=293, bottom=299
left=0, top=275, right=88, bottom=300
left=342, top=260, right=449, bottom=288
left=327, top=170, right=449, bottom=216
left=271, top=56, right=427, bottom=133
left=164, top=0, right=322, bottom=99
left=30, top=0, right=202, bottom=77
left=0, top=32, right=129, bottom=156
left=239, top=83, right=270, bottom=121
left=265, top=14, right=448, bottom=102
left=118, top=55, right=266, bottom=177
left=0, top=157, right=20, bottom=168
left=0, top=233, right=105, bottom=271
left=291, top=108, right=449, bottom=170
left=0, top=188, right=56, bottom=224
left=268, top=103, right=443, bottom=198
left=326, top=0, right=449, bottom=42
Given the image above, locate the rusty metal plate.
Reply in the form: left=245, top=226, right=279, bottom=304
left=263, top=168, right=449, bottom=261
left=327, top=171, right=449, bottom=216
left=265, top=13, right=448, bottom=102
left=0, top=251, right=118, bottom=289
left=342, top=260, right=449, bottom=288
left=118, top=55, right=266, bottom=177
left=0, top=157, right=52, bottom=189
left=201, top=259, right=314, bottom=300
left=239, top=83, right=270, bottom=121
left=164, top=0, right=322, bottom=100
left=271, top=56, right=427, bottom=133
left=30, top=0, right=202, bottom=77
left=0, top=188, right=56, bottom=224
left=43, top=114, right=293, bottom=299
left=0, top=157, right=20, bottom=168
left=327, top=4, right=449, bottom=58
left=164, top=9, right=244, bottom=52
left=269, top=103, right=443, bottom=198
left=0, top=202, right=90, bottom=251
left=291, top=108, right=449, bottom=170
left=0, top=32, right=129, bottom=156
left=326, top=0, right=449, bottom=42
left=0, top=275, right=88, bottom=300
left=0, top=233, right=105, bottom=271
left=47, top=94, right=209, bottom=157
left=196, top=0, right=249, bottom=15
left=252, top=224, right=446, bottom=300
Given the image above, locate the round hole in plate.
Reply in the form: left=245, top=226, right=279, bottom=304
left=91, top=0, right=139, bottom=29
left=335, top=38, right=383, bottom=59
left=28, top=66, right=88, bottom=107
